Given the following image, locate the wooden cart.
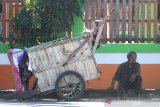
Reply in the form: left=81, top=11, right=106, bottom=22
left=25, top=8, right=115, bottom=101
left=27, top=35, right=99, bottom=100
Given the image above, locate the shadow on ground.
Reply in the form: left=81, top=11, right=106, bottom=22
left=0, top=89, right=160, bottom=100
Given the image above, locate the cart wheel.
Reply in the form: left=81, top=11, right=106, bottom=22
left=55, top=71, right=85, bottom=101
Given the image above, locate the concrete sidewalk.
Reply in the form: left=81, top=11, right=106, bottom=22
left=0, top=91, right=160, bottom=107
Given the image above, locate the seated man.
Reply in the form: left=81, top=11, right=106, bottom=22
left=110, top=51, right=142, bottom=98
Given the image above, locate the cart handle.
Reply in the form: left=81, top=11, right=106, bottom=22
left=92, top=7, right=115, bottom=54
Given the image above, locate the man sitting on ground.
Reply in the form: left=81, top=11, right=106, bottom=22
left=110, top=51, right=142, bottom=99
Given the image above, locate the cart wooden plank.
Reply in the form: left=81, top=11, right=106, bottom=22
left=64, top=41, right=79, bottom=72
left=71, top=40, right=88, bottom=77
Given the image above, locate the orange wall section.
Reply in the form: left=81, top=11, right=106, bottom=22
left=1, top=64, right=160, bottom=90
left=86, top=64, right=160, bottom=89
left=0, top=65, right=36, bottom=90
left=0, top=65, right=15, bottom=90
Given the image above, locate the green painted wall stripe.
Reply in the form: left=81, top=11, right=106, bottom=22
left=1, top=43, right=160, bottom=53
left=73, top=1, right=84, bottom=37
left=0, top=44, right=9, bottom=53
left=73, top=15, right=84, bottom=37
left=96, top=43, right=160, bottom=53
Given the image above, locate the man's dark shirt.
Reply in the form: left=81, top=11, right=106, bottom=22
left=113, top=61, right=140, bottom=83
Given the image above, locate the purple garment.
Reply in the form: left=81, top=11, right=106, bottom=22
left=17, top=49, right=27, bottom=68
left=8, top=49, right=26, bottom=92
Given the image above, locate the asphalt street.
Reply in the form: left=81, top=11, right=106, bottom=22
left=0, top=97, right=160, bottom=107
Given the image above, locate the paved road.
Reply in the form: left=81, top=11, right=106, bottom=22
left=0, top=98, right=160, bottom=107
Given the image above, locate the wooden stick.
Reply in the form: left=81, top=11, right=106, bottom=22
left=92, top=24, right=104, bottom=54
